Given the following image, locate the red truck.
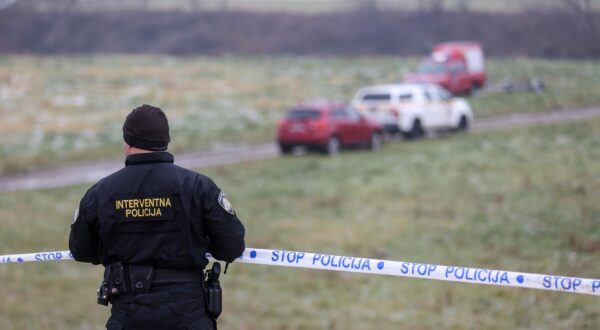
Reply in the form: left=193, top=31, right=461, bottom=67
left=405, top=41, right=486, bottom=95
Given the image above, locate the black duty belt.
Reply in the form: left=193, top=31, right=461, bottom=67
left=99, top=264, right=205, bottom=305
left=152, top=269, right=204, bottom=285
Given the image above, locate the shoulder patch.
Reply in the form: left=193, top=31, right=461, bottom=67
left=218, top=191, right=235, bottom=215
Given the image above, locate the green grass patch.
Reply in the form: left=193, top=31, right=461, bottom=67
left=1, top=56, right=600, bottom=174
left=1, top=119, right=599, bottom=328
left=472, top=59, right=600, bottom=117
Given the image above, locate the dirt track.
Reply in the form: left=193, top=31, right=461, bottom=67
left=1, top=107, right=599, bottom=193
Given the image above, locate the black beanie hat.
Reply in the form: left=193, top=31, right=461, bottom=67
left=123, top=104, right=170, bottom=151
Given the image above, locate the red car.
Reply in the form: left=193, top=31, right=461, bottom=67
left=277, top=103, right=383, bottom=155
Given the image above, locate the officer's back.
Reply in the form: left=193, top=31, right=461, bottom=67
left=69, top=105, right=245, bottom=329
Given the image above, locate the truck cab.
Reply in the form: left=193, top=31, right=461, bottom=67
left=405, top=41, right=486, bottom=96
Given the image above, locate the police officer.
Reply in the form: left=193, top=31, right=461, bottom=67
left=69, top=104, right=245, bottom=329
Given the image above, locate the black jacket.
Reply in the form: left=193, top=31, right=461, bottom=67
left=69, top=152, right=245, bottom=270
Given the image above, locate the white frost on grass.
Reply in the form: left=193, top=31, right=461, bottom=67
left=239, top=107, right=263, bottom=124
left=28, top=126, right=46, bottom=153
left=51, top=135, right=66, bottom=150
left=122, top=85, right=150, bottom=99
left=36, top=111, right=53, bottom=123
left=174, top=103, right=272, bottom=138
left=51, top=95, right=87, bottom=107
left=555, top=134, right=571, bottom=145
left=0, top=86, right=26, bottom=101
left=73, top=133, right=98, bottom=150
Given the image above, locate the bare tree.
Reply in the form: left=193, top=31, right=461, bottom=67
left=0, top=0, right=18, bottom=10
left=189, top=0, right=202, bottom=12
left=220, top=0, right=230, bottom=12
left=139, top=0, right=149, bottom=11
left=562, top=0, right=596, bottom=31
left=418, top=0, right=445, bottom=12
left=517, top=0, right=538, bottom=11
left=457, top=0, right=470, bottom=11
left=61, top=0, right=81, bottom=12
left=354, top=0, right=378, bottom=10
left=562, top=0, right=593, bottom=12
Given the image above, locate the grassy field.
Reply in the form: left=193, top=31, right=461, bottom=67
left=1, top=55, right=600, bottom=174
left=1, top=117, right=599, bottom=329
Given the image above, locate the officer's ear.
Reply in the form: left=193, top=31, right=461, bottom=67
left=124, top=142, right=132, bottom=156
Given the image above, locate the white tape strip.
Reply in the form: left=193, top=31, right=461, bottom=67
left=1, top=248, right=599, bottom=296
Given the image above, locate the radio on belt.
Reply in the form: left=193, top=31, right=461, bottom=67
left=204, top=262, right=223, bottom=319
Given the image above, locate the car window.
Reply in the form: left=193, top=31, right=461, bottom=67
left=423, top=90, right=432, bottom=101
left=331, top=109, right=347, bottom=119
left=286, top=109, right=321, bottom=120
left=417, top=61, right=448, bottom=74
left=427, top=88, right=441, bottom=102
left=437, top=87, right=452, bottom=101
left=398, top=93, right=413, bottom=102
left=449, top=62, right=466, bottom=74
left=344, top=108, right=361, bottom=122
left=362, top=93, right=391, bottom=102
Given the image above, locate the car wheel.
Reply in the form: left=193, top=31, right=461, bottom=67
left=404, top=119, right=424, bottom=140
left=469, top=83, right=481, bottom=97
left=456, top=115, right=469, bottom=132
left=279, top=144, right=293, bottom=155
left=368, top=132, right=383, bottom=151
left=324, top=136, right=340, bottom=156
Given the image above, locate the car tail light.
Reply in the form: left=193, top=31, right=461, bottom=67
left=309, top=120, right=328, bottom=132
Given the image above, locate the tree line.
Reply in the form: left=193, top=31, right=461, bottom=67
left=0, top=5, right=598, bottom=58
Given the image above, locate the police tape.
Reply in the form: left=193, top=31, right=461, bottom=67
left=1, top=248, right=599, bottom=296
